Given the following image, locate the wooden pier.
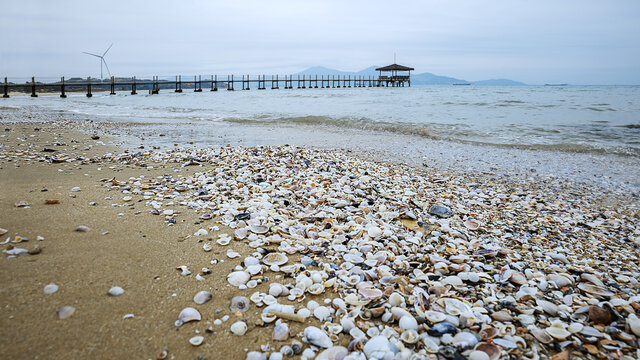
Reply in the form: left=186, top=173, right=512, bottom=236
left=2, top=66, right=412, bottom=98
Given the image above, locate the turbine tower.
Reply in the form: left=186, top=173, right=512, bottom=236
left=83, top=43, right=113, bottom=81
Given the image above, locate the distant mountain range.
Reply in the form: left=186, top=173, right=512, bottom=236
left=296, top=66, right=526, bottom=86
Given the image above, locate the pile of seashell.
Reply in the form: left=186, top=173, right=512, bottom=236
left=106, top=145, right=639, bottom=360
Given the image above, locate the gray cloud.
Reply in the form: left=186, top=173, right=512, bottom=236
left=1, top=0, right=639, bottom=84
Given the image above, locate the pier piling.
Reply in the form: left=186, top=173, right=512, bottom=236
left=86, top=77, right=92, bottom=97
left=110, top=76, right=116, bottom=95
left=3, top=77, right=8, bottom=98
left=176, top=75, right=183, bottom=93
left=131, top=76, right=137, bottom=95
left=60, top=77, right=66, bottom=98
left=31, top=77, right=38, bottom=97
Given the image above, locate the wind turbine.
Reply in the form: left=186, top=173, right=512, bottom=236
left=83, top=43, right=113, bottom=81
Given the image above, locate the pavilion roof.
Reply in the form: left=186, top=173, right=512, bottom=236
left=375, top=64, right=414, bottom=71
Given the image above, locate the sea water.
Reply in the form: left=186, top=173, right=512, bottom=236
left=6, top=85, right=640, bottom=157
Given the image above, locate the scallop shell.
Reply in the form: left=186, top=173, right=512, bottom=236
left=227, top=271, right=250, bottom=287
left=178, top=307, right=201, bottom=323
left=234, top=227, right=248, bottom=239
left=262, top=253, right=288, bottom=266
left=475, top=343, right=501, bottom=360
left=193, top=291, right=212, bottom=305
left=230, top=321, right=247, bottom=336
left=202, top=243, right=212, bottom=252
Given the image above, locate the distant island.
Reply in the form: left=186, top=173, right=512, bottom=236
left=297, top=66, right=526, bottom=86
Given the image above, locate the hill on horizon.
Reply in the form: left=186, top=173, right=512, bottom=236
left=296, top=66, right=526, bottom=85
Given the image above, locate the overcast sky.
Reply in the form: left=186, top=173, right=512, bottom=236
left=1, top=0, right=639, bottom=84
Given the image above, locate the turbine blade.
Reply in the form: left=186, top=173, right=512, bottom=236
left=82, top=52, right=101, bottom=58
left=102, top=43, right=113, bottom=57
left=102, top=59, right=111, bottom=77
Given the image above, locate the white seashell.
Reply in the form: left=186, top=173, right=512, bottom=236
left=468, top=350, right=490, bottom=360
left=263, top=295, right=278, bottom=306
left=388, top=292, right=404, bottom=306
left=246, top=265, right=263, bottom=275
left=545, top=323, right=571, bottom=340
left=230, top=321, right=248, bottom=336
left=315, top=346, right=348, bottom=360
left=227, top=271, right=250, bottom=287
left=424, top=310, right=446, bottom=323
left=203, top=243, right=212, bottom=252
left=349, top=327, right=367, bottom=340
left=343, top=253, right=364, bottom=264
left=194, top=229, right=208, bottom=236
left=227, top=249, right=241, bottom=258
left=304, top=326, right=332, bottom=348
left=234, top=227, right=248, bottom=239
left=391, top=307, right=412, bottom=320
left=57, top=306, right=75, bottom=319
left=178, top=307, right=201, bottom=323
left=344, top=293, right=369, bottom=306
left=263, top=252, right=288, bottom=266
left=298, top=308, right=311, bottom=319
left=269, top=283, right=284, bottom=297
left=442, top=276, right=464, bottom=288
left=189, top=335, right=204, bottom=346
left=627, top=314, right=640, bottom=337
left=314, top=306, right=331, bottom=321
left=195, top=274, right=205, bottom=281
left=400, top=329, right=419, bottom=344
left=177, top=265, right=191, bottom=276
left=399, top=315, right=418, bottom=330
left=308, top=283, right=324, bottom=295
left=452, top=331, right=478, bottom=349
left=363, top=335, right=390, bottom=358
left=358, top=287, right=383, bottom=300
left=272, top=320, right=290, bottom=341
left=367, top=226, right=382, bottom=238
left=44, top=283, right=59, bottom=294
left=193, top=291, right=212, bottom=305
left=341, top=317, right=356, bottom=332
left=261, top=312, right=277, bottom=323
left=108, top=286, right=125, bottom=297
left=250, top=225, right=269, bottom=234
left=216, top=237, right=231, bottom=246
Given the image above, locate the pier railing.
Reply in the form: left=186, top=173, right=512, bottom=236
left=2, top=74, right=410, bottom=98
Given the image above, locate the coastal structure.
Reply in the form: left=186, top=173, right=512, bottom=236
left=375, top=63, right=414, bottom=87
left=2, top=67, right=415, bottom=98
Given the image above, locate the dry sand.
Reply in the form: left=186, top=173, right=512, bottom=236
left=0, top=123, right=314, bottom=359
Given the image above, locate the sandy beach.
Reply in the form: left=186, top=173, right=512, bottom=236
left=1, top=120, right=639, bottom=360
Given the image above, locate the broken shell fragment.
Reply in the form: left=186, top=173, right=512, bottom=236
left=57, top=306, right=75, bottom=320
left=44, top=283, right=59, bottom=294
left=230, top=296, right=250, bottom=313
left=178, top=307, right=201, bottom=323
left=189, top=336, right=204, bottom=346
left=108, top=286, right=125, bottom=296
left=194, top=291, right=212, bottom=305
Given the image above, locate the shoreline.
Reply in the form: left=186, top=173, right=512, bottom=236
left=1, top=121, right=639, bottom=359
